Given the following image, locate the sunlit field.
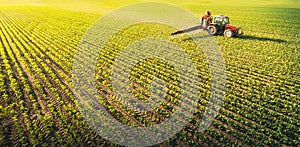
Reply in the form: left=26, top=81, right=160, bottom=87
left=0, top=0, right=299, bottom=146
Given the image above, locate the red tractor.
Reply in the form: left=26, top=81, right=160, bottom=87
left=171, top=14, right=243, bottom=37
left=207, top=14, right=243, bottom=37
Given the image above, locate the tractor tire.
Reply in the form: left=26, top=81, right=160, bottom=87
left=224, top=29, right=233, bottom=37
left=208, top=25, right=217, bottom=35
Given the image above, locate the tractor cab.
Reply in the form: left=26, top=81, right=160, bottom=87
left=213, top=15, right=230, bottom=26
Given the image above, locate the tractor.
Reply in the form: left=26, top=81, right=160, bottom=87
left=207, top=14, right=243, bottom=37
left=171, top=14, right=243, bottom=38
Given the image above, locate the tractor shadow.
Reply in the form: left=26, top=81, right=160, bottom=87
left=179, top=34, right=286, bottom=43
left=237, top=35, right=286, bottom=43
left=181, top=34, right=214, bottom=41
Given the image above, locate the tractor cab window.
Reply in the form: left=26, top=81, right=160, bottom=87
left=214, top=17, right=230, bottom=25
left=223, top=17, right=229, bottom=24
left=214, top=17, right=223, bottom=24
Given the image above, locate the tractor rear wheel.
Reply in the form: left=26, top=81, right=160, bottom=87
left=224, top=29, right=233, bottom=37
left=208, top=25, right=217, bottom=35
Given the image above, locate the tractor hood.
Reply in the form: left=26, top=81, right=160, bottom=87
left=225, top=24, right=237, bottom=31
left=225, top=24, right=243, bottom=35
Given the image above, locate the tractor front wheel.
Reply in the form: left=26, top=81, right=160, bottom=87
left=208, top=25, right=217, bottom=35
left=224, top=29, right=233, bottom=37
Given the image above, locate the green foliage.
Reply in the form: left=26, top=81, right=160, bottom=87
left=0, top=1, right=299, bottom=146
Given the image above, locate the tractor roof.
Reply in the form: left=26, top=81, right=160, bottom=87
left=214, top=14, right=228, bottom=18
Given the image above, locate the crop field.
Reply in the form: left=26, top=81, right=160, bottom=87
left=0, top=0, right=299, bottom=146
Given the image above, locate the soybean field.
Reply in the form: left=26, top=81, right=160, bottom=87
left=0, top=0, right=299, bottom=146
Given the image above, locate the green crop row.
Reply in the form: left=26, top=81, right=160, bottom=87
left=0, top=4, right=299, bottom=146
